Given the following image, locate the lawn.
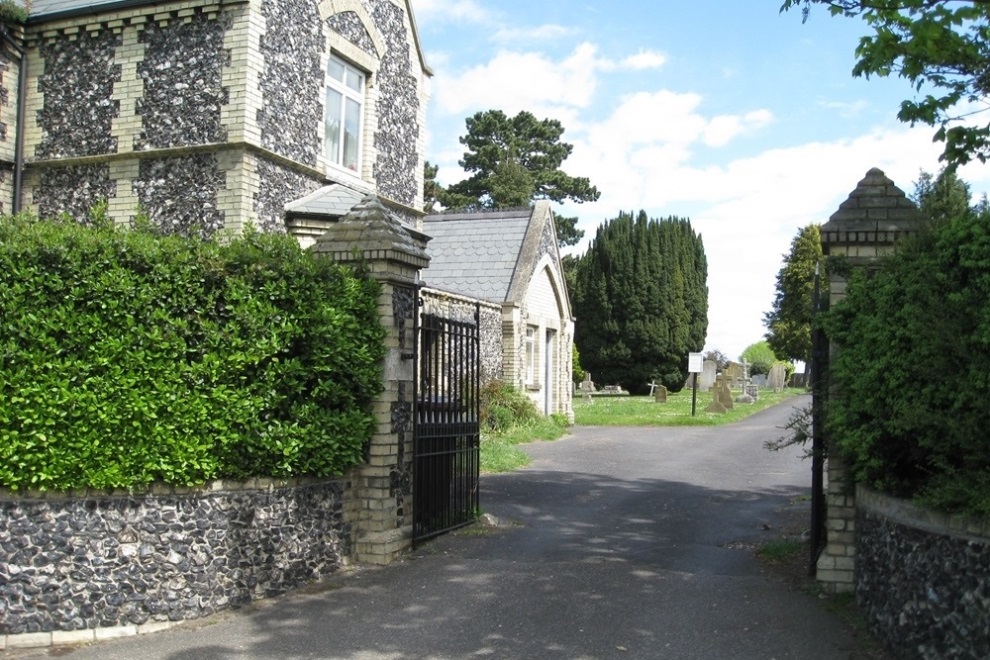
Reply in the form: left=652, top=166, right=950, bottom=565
left=574, top=387, right=806, bottom=426
left=481, top=387, right=806, bottom=472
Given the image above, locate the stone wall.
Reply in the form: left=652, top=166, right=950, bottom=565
left=0, top=477, right=350, bottom=638
left=35, top=27, right=121, bottom=160
left=132, top=154, right=225, bottom=237
left=367, top=0, right=420, bottom=208
left=253, top=158, right=323, bottom=233
left=134, top=12, right=231, bottom=150
left=36, top=164, right=115, bottom=222
left=856, top=487, right=990, bottom=659
left=258, top=0, right=324, bottom=168
left=422, top=287, right=503, bottom=383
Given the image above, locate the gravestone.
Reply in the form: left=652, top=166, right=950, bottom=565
left=699, top=360, right=717, bottom=391
left=751, top=374, right=767, bottom=389
left=717, top=376, right=734, bottom=410
left=745, top=384, right=760, bottom=400
left=705, top=375, right=733, bottom=413
left=578, top=373, right=596, bottom=393
left=724, top=361, right=746, bottom=388
left=767, top=363, right=787, bottom=392
left=654, top=384, right=668, bottom=403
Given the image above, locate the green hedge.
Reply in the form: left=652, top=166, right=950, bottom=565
left=825, top=211, right=990, bottom=518
left=0, top=216, right=385, bottom=491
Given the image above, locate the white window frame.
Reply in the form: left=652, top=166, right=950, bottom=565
left=525, top=326, right=537, bottom=386
left=325, top=54, right=365, bottom=175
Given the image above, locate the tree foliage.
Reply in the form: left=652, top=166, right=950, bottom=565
left=764, top=224, right=823, bottom=363
left=703, top=348, right=730, bottom=371
left=439, top=109, right=596, bottom=247
left=740, top=340, right=779, bottom=377
left=912, top=166, right=972, bottom=224
left=423, top=160, right=444, bottom=213
left=447, top=109, right=600, bottom=207
left=825, top=204, right=990, bottom=517
left=571, top=212, right=708, bottom=393
left=781, top=0, right=990, bottom=167
left=553, top=214, right=585, bottom=248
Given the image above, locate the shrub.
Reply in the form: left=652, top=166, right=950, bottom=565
left=0, top=216, right=384, bottom=491
left=825, top=212, right=990, bottom=518
left=479, top=380, right=541, bottom=432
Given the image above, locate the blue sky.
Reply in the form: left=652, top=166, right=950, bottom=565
left=412, top=0, right=990, bottom=362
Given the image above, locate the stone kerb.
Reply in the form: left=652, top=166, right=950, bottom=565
left=816, top=167, right=922, bottom=594
left=855, top=487, right=990, bottom=659
left=311, top=194, right=430, bottom=565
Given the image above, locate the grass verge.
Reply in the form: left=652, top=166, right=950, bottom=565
left=574, top=387, right=805, bottom=426
left=480, top=415, right=569, bottom=473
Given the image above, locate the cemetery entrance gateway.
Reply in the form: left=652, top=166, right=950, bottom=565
left=412, top=304, right=481, bottom=546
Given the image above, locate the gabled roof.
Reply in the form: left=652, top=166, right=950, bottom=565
left=422, top=208, right=533, bottom=303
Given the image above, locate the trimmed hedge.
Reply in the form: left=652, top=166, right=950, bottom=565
left=0, top=215, right=385, bottom=491
left=825, top=211, right=990, bottom=518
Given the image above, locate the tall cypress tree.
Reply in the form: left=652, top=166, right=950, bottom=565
left=573, top=212, right=708, bottom=393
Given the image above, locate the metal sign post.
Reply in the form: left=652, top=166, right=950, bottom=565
left=688, top=352, right=703, bottom=417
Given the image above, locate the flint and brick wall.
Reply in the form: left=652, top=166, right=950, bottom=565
left=422, top=287, right=503, bottom=383
left=855, top=487, right=990, bottom=660
left=0, top=477, right=351, bottom=644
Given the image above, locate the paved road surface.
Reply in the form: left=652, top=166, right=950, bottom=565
left=10, top=394, right=876, bottom=659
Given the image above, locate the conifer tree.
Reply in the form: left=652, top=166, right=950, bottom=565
left=571, top=211, right=708, bottom=393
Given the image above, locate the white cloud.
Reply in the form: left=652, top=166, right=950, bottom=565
left=493, top=24, right=576, bottom=43
left=433, top=43, right=603, bottom=119
left=600, top=49, right=667, bottom=71
left=703, top=109, right=774, bottom=147
left=818, top=99, right=869, bottom=118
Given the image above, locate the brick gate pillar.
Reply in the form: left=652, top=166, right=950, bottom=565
left=816, top=167, right=920, bottom=592
left=311, top=194, right=430, bottom=565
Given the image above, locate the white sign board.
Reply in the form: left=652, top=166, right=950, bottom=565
left=688, top=352, right=703, bottom=373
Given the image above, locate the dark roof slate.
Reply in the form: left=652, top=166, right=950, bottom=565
left=284, top=184, right=367, bottom=218
left=422, top=209, right=532, bottom=303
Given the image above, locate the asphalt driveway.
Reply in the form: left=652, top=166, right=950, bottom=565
left=10, top=394, right=878, bottom=659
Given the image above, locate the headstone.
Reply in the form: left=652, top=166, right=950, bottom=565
left=654, top=384, right=668, bottom=403
left=745, top=384, right=760, bottom=400
left=735, top=393, right=755, bottom=404
left=724, top=361, right=746, bottom=388
left=767, top=363, right=787, bottom=392
left=699, top=360, right=717, bottom=391
left=647, top=380, right=658, bottom=397
left=751, top=374, right=767, bottom=389
left=717, top=376, right=734, bottom=410
left=578, top=373, right=595, bottom=393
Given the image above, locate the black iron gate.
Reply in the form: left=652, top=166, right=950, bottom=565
left=412, top=304, right=481, bottom=546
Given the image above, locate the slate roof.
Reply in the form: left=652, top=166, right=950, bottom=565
left=284, top=184, right=367, bottom=218
left=422, top=209, right=533, bottom=303
left=24, top=0, right=147, bottom=20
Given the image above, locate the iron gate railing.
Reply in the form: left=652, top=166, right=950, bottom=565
left=412, top=305, right=481, bottom=546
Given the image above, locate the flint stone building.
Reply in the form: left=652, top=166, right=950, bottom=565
left=0, top=0, right=431, bottom=233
